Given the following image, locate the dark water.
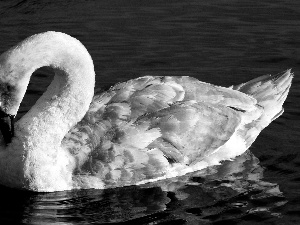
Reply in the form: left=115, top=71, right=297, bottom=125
left=0, top=0, right=299, bottom=224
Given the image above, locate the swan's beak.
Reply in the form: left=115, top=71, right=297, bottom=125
left=0, top=109, right=14, bottom=145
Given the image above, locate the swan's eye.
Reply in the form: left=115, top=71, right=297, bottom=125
left=1, top=83, right=14, bottom=96
left=0, top=83, right=10, bottom=93
left=4, top=84, right=13, bottom=93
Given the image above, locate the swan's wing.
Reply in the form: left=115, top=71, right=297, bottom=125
left=86, top=76, right=258, bottom=123
left=63, top=76, right=261, bottom=184
left=63, top=100, right=244, bottom=185
left=170, top=76, right=257, bottom=111
left=136, top=101, right=242, bottom=164
left=86, top=76, right=185, bottom=122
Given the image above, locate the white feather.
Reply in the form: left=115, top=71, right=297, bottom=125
left=0, top=32, right=293, bottom=192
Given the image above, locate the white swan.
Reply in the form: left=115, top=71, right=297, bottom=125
left=0, top=32, right=293, bottom=192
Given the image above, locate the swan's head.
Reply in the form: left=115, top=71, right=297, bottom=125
left=0, top=72, right=21, bottom=145
left=0, top=45, right=31, bottom=145
left=0, top=32, right=48, bottom=145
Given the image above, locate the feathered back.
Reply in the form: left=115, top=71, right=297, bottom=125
left=63, top=75, right=268, bottom=187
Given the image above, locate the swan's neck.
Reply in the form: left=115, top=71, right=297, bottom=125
left=0, top=32, right=95, bottom=142
left=0, top=32, right=95, bottom=190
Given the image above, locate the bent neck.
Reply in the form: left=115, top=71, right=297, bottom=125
left=0, top=32, right=95, bottom=146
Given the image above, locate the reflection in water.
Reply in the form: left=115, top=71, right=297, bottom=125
left=2, top=151, right=283, bottom=224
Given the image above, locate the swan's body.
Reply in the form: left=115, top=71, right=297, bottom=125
left=0, top=32, right=293, bottom=192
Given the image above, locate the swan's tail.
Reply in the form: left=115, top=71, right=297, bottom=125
left=224, top=69, right=293, bottom=153
left=232, top=69, right=293, bottom=128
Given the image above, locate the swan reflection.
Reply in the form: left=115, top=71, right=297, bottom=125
left=12, top=151, right=285, bottom=224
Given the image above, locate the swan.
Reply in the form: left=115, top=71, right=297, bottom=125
left=0, top=31, right=293, bottom=192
